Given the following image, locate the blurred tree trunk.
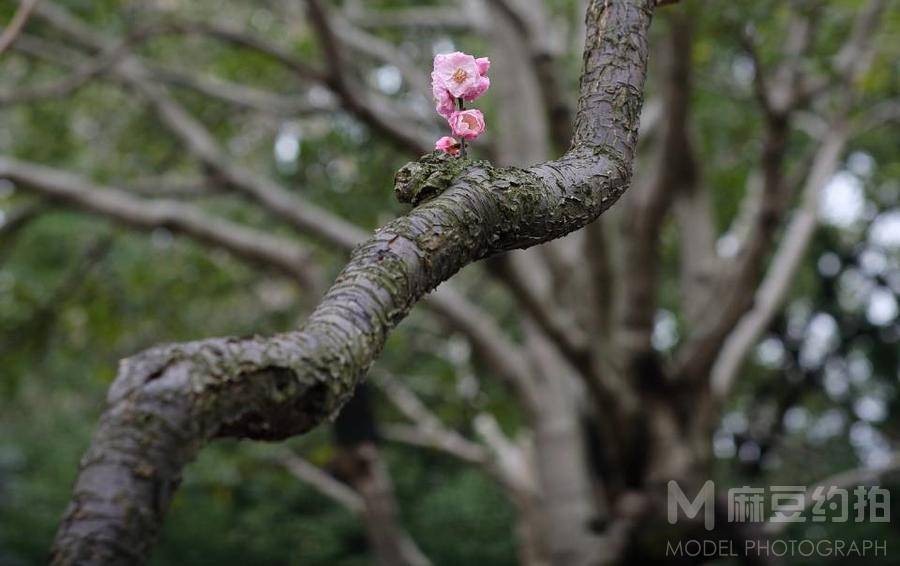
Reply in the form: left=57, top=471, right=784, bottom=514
left=333, top=385, right=430, bottom=566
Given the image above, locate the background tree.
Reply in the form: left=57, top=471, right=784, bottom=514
left=0, top=0, right=898, bottom=565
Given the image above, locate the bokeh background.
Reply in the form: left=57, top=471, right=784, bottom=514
left=0, top=0, right=898, bottom=564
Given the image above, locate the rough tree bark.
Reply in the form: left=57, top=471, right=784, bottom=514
left=48, top=1, right=658, bottom=564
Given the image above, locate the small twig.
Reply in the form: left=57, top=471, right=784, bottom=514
left=456, top=97, right=467, bottom=159
left=0, top=0, right=40, bottom=56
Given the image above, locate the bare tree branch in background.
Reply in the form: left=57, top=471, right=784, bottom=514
left=676, top=0, right=885, bottom=383
left=708, top=0, right=886, bottom=396
left=711, top=122, right=850, bottom=398
left=0, top=158, right=324, bottom=291
left=344, top=4, right=472, bottom=32
left=276, top=447, right=433, bottom=566
left=0, top=0, right=39, bottom=55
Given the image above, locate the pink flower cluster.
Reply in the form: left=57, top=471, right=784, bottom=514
left=431, top=51, right=489, bottom=156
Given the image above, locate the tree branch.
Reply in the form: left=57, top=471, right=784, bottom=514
left=17, top=15, right=534, bottom=421
left=617, top=15, right=694, bottom=371
left=276, top=446, right=431, bottom=566
left=304, top=0, right=432, bottom=155
left=0, top=157, right=322, bottom=291
left=0, top=0, right=39, bottom=56
left=376, top=373, right=490, bottom=467
left=710, top=121, right=850, bottom=398
left=485, top=0, right=574, bottom=151
left=677, top=0, right=884, bottom=382
left=275, top=450, right=365, bottom=513
left=51, top=1, right=657, bottom=563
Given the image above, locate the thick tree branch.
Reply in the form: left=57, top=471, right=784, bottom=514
left=105, top=11, right=535, bottom=428
left=16, top=17, right=533, bottom=417
left=51, top=1, right=657, bottom=563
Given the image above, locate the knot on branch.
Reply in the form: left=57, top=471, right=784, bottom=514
left=393, top=151, right=478, bottom=206
left=106, top=337, right=345, bottom=443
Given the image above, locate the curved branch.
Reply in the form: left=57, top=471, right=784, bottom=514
left=15, top=15, right=533, bottom=414
left=51, top=1, right=657, bottom=563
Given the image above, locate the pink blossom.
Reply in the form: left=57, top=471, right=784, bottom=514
left=448, top=109, right=485, bottom=140
left=475, top=57, right=490, bottom=76
left=432, top=76, right=456, bottom=118
left=432, top=51, right=490, bottom=103
left=435, top=136, right=460, bottom=156
left=461, top=75, right=490, bottom=102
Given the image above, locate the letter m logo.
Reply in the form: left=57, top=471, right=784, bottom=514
left=668, top=480, right=715, bottom=530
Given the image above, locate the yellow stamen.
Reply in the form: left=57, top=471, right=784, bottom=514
left=451, top=68, right=468, bottom=84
